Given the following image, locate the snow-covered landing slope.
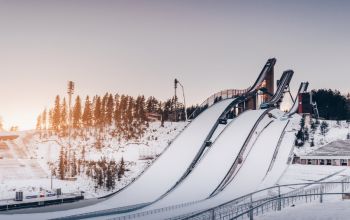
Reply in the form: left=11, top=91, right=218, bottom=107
left=213, top=119, right=289, bottom=201
left=0, top=99, right=234, bottom=220
left=94, top=111, right=293, bottom=220
left=148, top=109, right=271, bottom=209
left=259, top=116, right=300, bottom=189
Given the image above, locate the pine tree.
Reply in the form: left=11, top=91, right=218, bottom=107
left=94, top=96, right=102, bottom=127
left=163, top=99, right=172, bottom=121
left=106, top=166, right=112, bottom=190
left=42, top=109, right=47, bottom=130
left=139, top=95, right=146, bottom=122
left=110, top=160, right=117, bottom=189
left=114, top=94, right=121, bottom=128
left=82, top=96, right=93, bottom=128
left=36, top=115, right=42, bottom=131
left=126, top=96, right=134, bottom=125
left=106, top=94, right=114, bottom=126
left=73, top=96, right=82, bottom=129
left=52, top=95, right=61, bottom=132
left=101, top=93, right=108, bottom=126
left=81, top=145, right=86, bottom=162
left=48, top=109, right=53, bottom=131
left=118, top=157, right=125, bottom=181
left=320, top=121, right=329, bottom=136
left=58, top=147, right=65, bottom=180
left=61, top=98, right=68, bottom=135
left=134, top=96, right=141, bottom=120
left=72, top=151, right=77, bottom=177
left=97, top=168, right=103, bottom=187
left=146, top=96, right=158, bottom=113
left=119, top=95, right=128, bottom=122
left=300, top=116, right=305, bottom=129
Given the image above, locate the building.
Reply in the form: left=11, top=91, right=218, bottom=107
left=299, top=140, right=350, bottom=166
left=0, top=131, right=19, bottom=141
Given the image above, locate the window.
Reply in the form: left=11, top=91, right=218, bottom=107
left=326, top=159, right=332, bottom=165
left=341, top=159, right=347, bottom=166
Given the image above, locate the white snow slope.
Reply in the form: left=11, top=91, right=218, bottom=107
left=91, top=110, right=298, bottom=220
left=148, top=109, right=271, bottom=209
left=0, top=99, right=235, bottom=220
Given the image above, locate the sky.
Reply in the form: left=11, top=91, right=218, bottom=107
left=0, top=0, right=349, bottom=130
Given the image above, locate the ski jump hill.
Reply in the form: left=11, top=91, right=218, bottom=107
left=1, top=58, right=309, bottom=220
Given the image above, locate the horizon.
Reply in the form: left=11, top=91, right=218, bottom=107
left=1, top=0, right=350, bottom=130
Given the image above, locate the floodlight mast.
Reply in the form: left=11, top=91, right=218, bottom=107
left=174, top=78, right=188, bottom=121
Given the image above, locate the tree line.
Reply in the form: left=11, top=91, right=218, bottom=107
left=55, top=147, right=126, bottom=190
left=36, top=93, right=196, bottom=140
left=312, top=89, right=350, bottom=120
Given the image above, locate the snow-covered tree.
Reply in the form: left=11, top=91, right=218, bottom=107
left=52, top=95, right=61, bottom=132
left=73, top=96, right=82, bottom=129
left=82, top=96, right=93, bottom=127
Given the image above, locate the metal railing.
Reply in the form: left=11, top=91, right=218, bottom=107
left=93, top=177, right=350, bottom=220
left=189, top=89, right=248, bottom=119
left=55, top=174, right=350, bottom=220
left=210, top=108, right=274, bottom=196
left=184, top=176, right=350, bottom=220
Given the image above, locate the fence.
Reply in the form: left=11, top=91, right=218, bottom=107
left=56, top=176, right=350, bottom=220
left=189, top=89, right=248, bottom=119
left=184, top=176, right=350, bottom=220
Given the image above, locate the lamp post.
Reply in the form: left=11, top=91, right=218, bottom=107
left=174, top=79, right=177, bottom=122
left=67, top=81, right=74, bottom=177
left=174, top=79, right=188, bottom=121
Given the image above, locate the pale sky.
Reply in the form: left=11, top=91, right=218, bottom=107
left=0, top=0, right=349, bottom=130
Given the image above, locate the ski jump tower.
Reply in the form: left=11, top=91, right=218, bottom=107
left=245, top=58, right=275, bottom=110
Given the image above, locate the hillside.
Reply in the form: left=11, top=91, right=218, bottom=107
left=0, top=121, right=187, bottom=199
left=294, top=120, right=350, bottom=156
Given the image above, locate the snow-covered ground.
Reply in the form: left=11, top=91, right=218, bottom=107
left=256, top=172, right=350, bottom=220
left=0, top=121, right=187, bottom=200
left=295, top=120, right=350, bottom=156
left=1, top=111, right=349, bottom=220
left=278, top=164, right=349, bottom=186
left=257, top=200, right=350, bottom=220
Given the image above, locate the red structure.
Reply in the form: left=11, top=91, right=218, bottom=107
left=298, top=92, right=313, bottom=114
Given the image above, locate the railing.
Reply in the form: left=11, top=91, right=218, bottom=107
left=0, top=193, right=84, bottom=212
left=189, top=89, right=248, bottom=119
left=210, top=108, right=274, bottom=196
left=87, top=177, right=350, bottom=220
left=265, top=121, right=290, bottom=175
left=183, top=176, right=350, bottom=220
left=103, top=200, right=202, bottom=220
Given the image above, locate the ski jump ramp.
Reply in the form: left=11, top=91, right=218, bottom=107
left=0, top=58, right=301, bottom=220
left=0, top=99, right=235, bottom=220
left=148, top=109, right=272, bottom=209
left=95, top=111, right=298, bottom=220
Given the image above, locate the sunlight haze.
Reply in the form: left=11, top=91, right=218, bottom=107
left=0, top=0, right=349, bottom=130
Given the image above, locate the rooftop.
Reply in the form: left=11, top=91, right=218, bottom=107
left=306, top=140, right=350, bottom=157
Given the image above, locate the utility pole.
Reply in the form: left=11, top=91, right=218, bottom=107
left=67, top=81, right=74, bottom=177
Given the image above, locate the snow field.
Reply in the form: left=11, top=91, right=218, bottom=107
left=2, top=99, right=234, bottom=220
left=148, top=109, right=270, bottom=209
